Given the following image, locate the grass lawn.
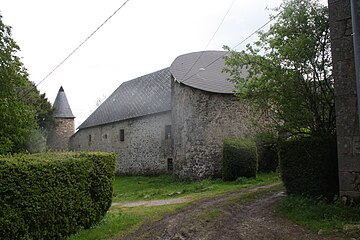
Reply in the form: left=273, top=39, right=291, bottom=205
left=69, top=172, right=280, bottom=240
left=276, top=195, right=360, bottom=238
left=112, top=172, right=280, bottom=202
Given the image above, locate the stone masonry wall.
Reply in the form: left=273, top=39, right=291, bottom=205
left=329, top=0, right=360, bottom=200
left=70, top=111, right=173, bottom=175
left=172, top=80, right=263, bottom=181
left=47, top=118, right=74, bottom=151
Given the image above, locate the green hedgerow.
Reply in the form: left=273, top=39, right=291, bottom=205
left=0, top=152, right=115, bottom=239
left=222, top=138, right=258, bottom=181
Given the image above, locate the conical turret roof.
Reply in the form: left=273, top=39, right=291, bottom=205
left=53, top=86, right=75, bottom=118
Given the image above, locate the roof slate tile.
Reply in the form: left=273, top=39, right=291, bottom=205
left=78, top=68, right=171, bottom=129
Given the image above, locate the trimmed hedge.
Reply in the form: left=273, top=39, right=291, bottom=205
left=222, top=138, right=258, bottom=181
left=0, top=152, right=115, bottom=240
left=256, top=138, right=279, bottom=173
left=279, top=136, right=338, bottom=200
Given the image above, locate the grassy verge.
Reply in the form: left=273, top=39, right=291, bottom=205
left=70, top=172, right=280, bottom=240
left=112, top=172, right=280, bottom=202
left=276, top=195, right=360, bottom=238
left=69, top=204, right=186, bottom=240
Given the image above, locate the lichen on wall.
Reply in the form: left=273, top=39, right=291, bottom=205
left=329, top=0, right=360, bottom=201
left=70, top=111, right=173, bottom=175
left=47, top=118, right=75, bottom=151
left=171, top=80, right=262, bottom=181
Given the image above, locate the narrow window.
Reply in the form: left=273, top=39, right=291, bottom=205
left=120, top=129, right=125, bottom=142
left=165, top=125, right=172, bottom=139
left=88, top=134, right=92, bottom=142
left=167, top=158, right=173, bottom=172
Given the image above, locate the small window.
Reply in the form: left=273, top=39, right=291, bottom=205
left=165, top=125, right=172, bottom=139
left=120, top=129, right=125, bottom=142
left=88, top=135, right=92, bottom=142
left=104, top=134, right=108, bottom=139
left=167, top=158, right=173, bottom=172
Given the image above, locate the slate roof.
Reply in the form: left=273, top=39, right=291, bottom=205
left=53, top=86, right=75, bottom=118
left=170, top=50, right=244, bottom=94
left=78, top=68, right=171, bottom=129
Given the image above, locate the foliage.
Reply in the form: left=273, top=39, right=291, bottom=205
left=18, top=80, right=54, bottom=131
left=223, top=0, right=334, bottom=136
left=0, top=152, right=115, bottom=239
left=277, top=195, right=360, bottom=238
left=23, top=128, right=47, bottom=153
left=0, top=14, right=53, bottom=154
left=279, top=136, right=338, bottom=200
left=222, top=138, right=258, bottom=181
left=255, top=133, right=279, bottom=173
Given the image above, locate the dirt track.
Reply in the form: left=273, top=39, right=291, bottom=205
left=120, top=183, right=346, bottom=240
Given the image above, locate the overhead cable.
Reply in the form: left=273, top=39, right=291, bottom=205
left=36, top=0, right=131, bottom=88
left=180, top=0, right=236, bottom=81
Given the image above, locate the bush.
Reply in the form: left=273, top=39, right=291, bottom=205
left=0, top=152, right=115, bottom=239
left=222, top=138, right=258, bottom=181
left=279, top=136, right=338, bottom=200
left=256, top=135, right=279, bottom=173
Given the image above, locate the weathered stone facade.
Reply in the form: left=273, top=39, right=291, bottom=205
left=71, top=111, right=173, bottom=175
left=329, top=0, right=360, bottom=200
left=48, top=118, right=75, bottom=151
left=172, top=80, right=259, bottom=180
left=68, top=51, right=265, bottom=179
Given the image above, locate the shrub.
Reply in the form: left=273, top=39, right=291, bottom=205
left=222, top=138, right=258, bottom=181
left=279, top=136, right=338, bottom=200
left=256, top=135, right=279, bottom=173
left=0, top=152, right=115, bottom=240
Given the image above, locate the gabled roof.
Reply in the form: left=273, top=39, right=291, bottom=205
left=78, top=68, right=171, bottom=130
left=53, top=86, right=75, bottom=118
left=170, top=50, right=243, bottom=94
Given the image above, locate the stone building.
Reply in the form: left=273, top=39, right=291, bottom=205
left=70, top=51, right=262, bottom=179
left=47, top=86, right=75, bottom=151
left=329, top=0, right=360, bottom=201
left=71, top=68, right=173, bottom=175
left=170, top=51, right=255, bottom=180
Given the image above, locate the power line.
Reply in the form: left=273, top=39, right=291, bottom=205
left=180, top=0, right=236, bottom=81
left=181, top=11, right=282, bottom=84
left=36, top=0, right=131, bottom=88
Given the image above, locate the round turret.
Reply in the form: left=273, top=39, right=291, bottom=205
left=47, top=86, right=75, bottom=151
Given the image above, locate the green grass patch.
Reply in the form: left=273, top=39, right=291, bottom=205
left=69, top=204, right=186, bottom=240
left=196, top=208, right=224, bottom=224
left=224, top=183, right=284, bottom=206
left=276, top=195, right=360, bottom=238
left=112, top=172, right=280, bottom=202
left=68, top=211, right=140, bottom=240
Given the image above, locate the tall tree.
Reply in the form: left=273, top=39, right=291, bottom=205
left=0, top=14, right=53, bottom=153
left=223, top=0, right=334, bottom=137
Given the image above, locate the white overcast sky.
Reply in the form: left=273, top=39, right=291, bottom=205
left=1, top=0, right=327, bottom=128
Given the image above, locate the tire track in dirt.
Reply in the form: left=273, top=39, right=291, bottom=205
left=120, top=182, right=346, bottom=240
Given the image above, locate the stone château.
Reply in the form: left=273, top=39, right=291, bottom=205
left=53, top=51, right=266, bottom=180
